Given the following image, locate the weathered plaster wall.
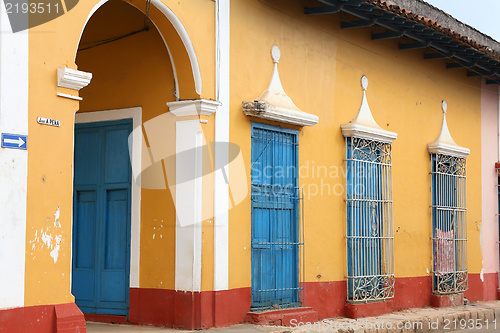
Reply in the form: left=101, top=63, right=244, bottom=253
left=25, top=0, right=216, bottom=306
left=481, top=81, right=499, bottom=275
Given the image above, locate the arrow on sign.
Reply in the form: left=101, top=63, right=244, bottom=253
left=1, top=133, right=27, bottom=150
left=4, top=137, right=25, bottom=147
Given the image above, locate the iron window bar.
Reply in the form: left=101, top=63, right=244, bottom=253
left=345, top=137, right=395, bottom=302
left=431, top=153, right=468, bottom=294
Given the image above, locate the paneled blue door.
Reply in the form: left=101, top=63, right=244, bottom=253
left=250, top=123, right=300, bottom=310
left=72, top=119, right=132, bottom=316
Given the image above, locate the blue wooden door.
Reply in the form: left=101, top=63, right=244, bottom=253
left=251, top=123, right=300, bottom=310
left=72, top=119, right=132, bottom=316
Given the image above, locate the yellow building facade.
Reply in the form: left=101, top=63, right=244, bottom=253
left=0, top=0, right=499, bottom=331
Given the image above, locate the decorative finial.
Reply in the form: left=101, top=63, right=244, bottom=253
left=340, top=74, right=397, bottom=143
left=271, top=45, right=281, bottom=64
left=427, top=99, right=469, bottom=158
left=361, top=75, right=368, bottom=91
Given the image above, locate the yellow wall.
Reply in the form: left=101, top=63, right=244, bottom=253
left=228, top=0, right=482, bottom=289
left=24, top=0, right=484, bottom=306
left=25, top=0, right=216, bottom=305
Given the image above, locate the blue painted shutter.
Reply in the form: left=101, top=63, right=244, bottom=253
left=251, top=123, right=300, bottom=310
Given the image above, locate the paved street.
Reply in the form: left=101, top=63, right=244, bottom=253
left=452, top=328, right=499, bottom=333
left=86, top=322, right=188, bottom=332
left=86, top=301, right=500, bottom=333
left=87, top=320, right=500, bottom=333
left=86, top=322, right=284, bottom=333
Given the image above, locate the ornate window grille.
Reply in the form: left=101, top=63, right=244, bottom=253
left=345, top=136, right=395, bottom=301
left=431, top=153, right=468, bottom=294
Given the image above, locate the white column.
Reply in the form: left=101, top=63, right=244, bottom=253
left=0, top=7, right=28, bottom=309
left=167, top=100, right=218, bottom=292
left=214, top=0, right=230, bottom=292
left=174, top=120, right=203, bottom=292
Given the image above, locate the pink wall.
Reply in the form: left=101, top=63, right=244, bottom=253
left=481, top=80, right=499, bottom=274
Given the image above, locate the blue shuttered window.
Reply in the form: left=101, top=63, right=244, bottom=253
left=251, top=123, right=304, bottom=311
left=431, top=154, right=468, bottom=294
left=346, top=137, right=394, bottom=301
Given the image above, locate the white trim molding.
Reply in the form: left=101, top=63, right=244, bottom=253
left=75, top=107, right=143, bottom=288
left=57, top=67, right=92, bottom=91
left=0, top=4, right=28, bottom=309
left=242, top=45, right=319, bottom=127
left=167, top=99, right=220, bottom=117
left=341, top=75, right=397, bottom=143
left=56, top=92, right=83, bottom=101
left=428, top=101, right=470, bottom=158
left=214, top=0, right=230, bottom=292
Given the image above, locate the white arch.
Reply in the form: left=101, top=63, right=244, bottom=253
left=76, top=0, right=203, bottom=97
left=150, top=0, right=202, bottom=96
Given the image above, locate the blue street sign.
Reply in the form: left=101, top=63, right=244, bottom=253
left=1, top=133, right=27, bottom=150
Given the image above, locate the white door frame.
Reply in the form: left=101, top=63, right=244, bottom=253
left=74, top=107, right=142, bottom=288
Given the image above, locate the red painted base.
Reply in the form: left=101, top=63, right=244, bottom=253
left=304, top=281, right=346, bottom=318
left=482, top=273, right=499, bottom=300
left=345, top=300, right=394, bottom=319
left=393, top=276, right=432, bottom=310
left=55, top=303, right=87, bottom=333
left=465, top=272, right=498, bottom=302
left=84, top=314, right=128, bottom=324
left=109, top=273, right=500, bottom=330
left=245, top=307, right=318, bottom=326
left=0, top=273, right=494, bottom=332
left=430, top=293, right=464, bottom=307
left=0, top=302, right=85, bottom=333
left=129, top=287, right=251, bottom=330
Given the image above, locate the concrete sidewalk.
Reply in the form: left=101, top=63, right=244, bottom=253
left=86, top=322, right=280, bottom=333
left=87, top=300, right=500, bottom=332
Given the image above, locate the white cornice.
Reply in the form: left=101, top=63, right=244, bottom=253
left=242, top=45, right=319, bottom=127
left=57, top=67, right=92, bottom=91
left=167, top=99, right=220, bottom=117
left=341, top=75, right=397, bottom=143
left=428, top=142, right=470, bottom=158
left=341, top=123, right=397, bottom=143
left=242, top=101, right=318, bottom=126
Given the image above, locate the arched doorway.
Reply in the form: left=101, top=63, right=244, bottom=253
left=72, top=0, right=180, bottom=317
